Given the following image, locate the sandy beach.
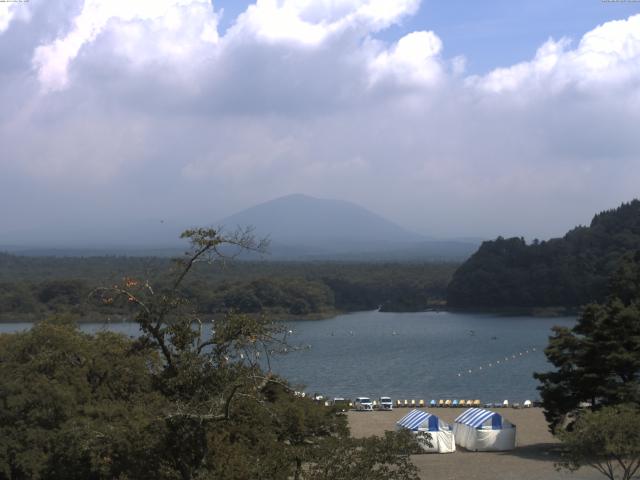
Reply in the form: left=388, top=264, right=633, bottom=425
left=348, top=408, right=602, bottom=480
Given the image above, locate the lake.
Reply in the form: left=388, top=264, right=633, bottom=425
left=0, top=311, right=574, bottom=403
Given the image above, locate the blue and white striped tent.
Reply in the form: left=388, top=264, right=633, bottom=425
left=453, top=408, right=516, bottom=451
left=397, top=410, right=440, bottom=432
left=396, top=410, right=455, bottom=453
left=454, top=408, right=504, bottom=429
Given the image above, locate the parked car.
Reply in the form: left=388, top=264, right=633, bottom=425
left=354, top=397, right=374, bottom=411
left=378, top=396, right=393, bottom=411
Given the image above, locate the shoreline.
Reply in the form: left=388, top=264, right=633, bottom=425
left=0, top=305, right=579, bottom=324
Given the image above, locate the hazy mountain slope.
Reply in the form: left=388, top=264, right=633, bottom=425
left=219, top=194, right=425, bottom=248
left=0, top=219, right=186, bottom=251
left=0, top=194, right=478, bottom=261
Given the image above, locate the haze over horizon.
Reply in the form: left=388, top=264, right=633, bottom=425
left=1, top=0, right=639, bottom=244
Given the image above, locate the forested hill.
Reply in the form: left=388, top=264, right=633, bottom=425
left=447, top=200, right=640, bottom=309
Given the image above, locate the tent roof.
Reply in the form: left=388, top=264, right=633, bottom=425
left=397, top=409, right=440, bottom=431
left=454, top=408, right=503, bottom=428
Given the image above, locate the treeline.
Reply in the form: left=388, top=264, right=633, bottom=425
left=0, top=255, right=457, bottom=320
left=447, top=199, right=640, bottom=309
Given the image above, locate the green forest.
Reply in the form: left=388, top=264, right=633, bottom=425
left=4, top=199, right=640, bottom=319
left=0, top=253, right=456, bottom=321
left=447, top=200, right=640, bottom=309
left=0, top=229, right=421, bottom=479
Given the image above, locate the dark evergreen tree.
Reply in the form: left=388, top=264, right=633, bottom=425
left=448, top=200, right=640, bottom=309
left=534, top=251, right=640, bottom=432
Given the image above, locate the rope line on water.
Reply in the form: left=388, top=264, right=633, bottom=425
left=456, top=347, right=540, bottom=377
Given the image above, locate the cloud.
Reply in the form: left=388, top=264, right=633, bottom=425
left=0, top=2, right=31, bottom=34
left=369, top=30, right=444, bottom=87
left=231, top=0, right=419, bottom=46
left=473, top=14, right=640, bottom=95
left=0, top=3, right=639, bottom=240
left=32, top=0, right=219, bottom=92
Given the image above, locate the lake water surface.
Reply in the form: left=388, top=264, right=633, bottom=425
left=0, top=311, right=574, bottom=403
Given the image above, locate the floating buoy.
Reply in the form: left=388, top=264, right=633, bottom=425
left=454, top=346, right=541, bottom=380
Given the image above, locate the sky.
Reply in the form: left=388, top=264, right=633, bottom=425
left=1, top=0, right=639, bottom=244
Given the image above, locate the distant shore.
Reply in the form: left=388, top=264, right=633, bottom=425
left=0, top=305, right=580, bottom=324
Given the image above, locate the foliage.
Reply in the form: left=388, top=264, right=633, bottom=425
left=304, top=430, right=421, bottom=480
left=557, top=404, right=640, bottom=480
left=535, top=252, right=640, bottom=432
left=0, top=316, right=167, bottom=480
left=0, top=254, right=456, bottom=320
left=0, top=228, right=420, bottom=480
left=448, top=199, right=640, bottom=308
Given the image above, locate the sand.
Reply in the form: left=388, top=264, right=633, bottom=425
left=347, top=408, right=602, bottom=480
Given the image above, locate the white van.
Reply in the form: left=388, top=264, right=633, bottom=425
left=379, top=396, right=393, bottom=411
left=354, top=397, right=373, bottom=411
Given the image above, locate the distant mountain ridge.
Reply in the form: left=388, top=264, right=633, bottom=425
left=447, top=199, right=640, bottom=308
left=218, top=194, right=478, bottom=260
left=0, top=194, right=479, bottom=261
left=219, top=194, right=424, bottom=246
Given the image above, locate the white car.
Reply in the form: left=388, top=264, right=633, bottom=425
left=354, top=397, right=373, bottom=411
left=379, top=396, right=393, bottom=411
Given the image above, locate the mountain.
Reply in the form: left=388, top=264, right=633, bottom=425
left=0, top=194, right=479, bottom=260
left=447, top=199, right=640, bottom=309
left=217, top=194, right=479, bottom=261
left=219, top=194, right=423, bottom=248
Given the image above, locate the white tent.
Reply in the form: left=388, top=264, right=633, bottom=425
left=396, top=409, right=456, bottom=453
left=453, top=408, right=516, bottom=451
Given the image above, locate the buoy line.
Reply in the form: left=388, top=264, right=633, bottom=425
left=456, top=347, right=539, bottom=377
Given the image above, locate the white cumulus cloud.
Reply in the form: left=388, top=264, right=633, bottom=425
left=230, top=0, right=419, bottom=46
left=474, top=14, right=640, bottom=95
left=0, top=3, right=639, bottom=239
left=32, top=0, right=219, bottom=92
left=369, top=30, right=444, bottom=87
left=0, top=2, right=31, bottom=34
